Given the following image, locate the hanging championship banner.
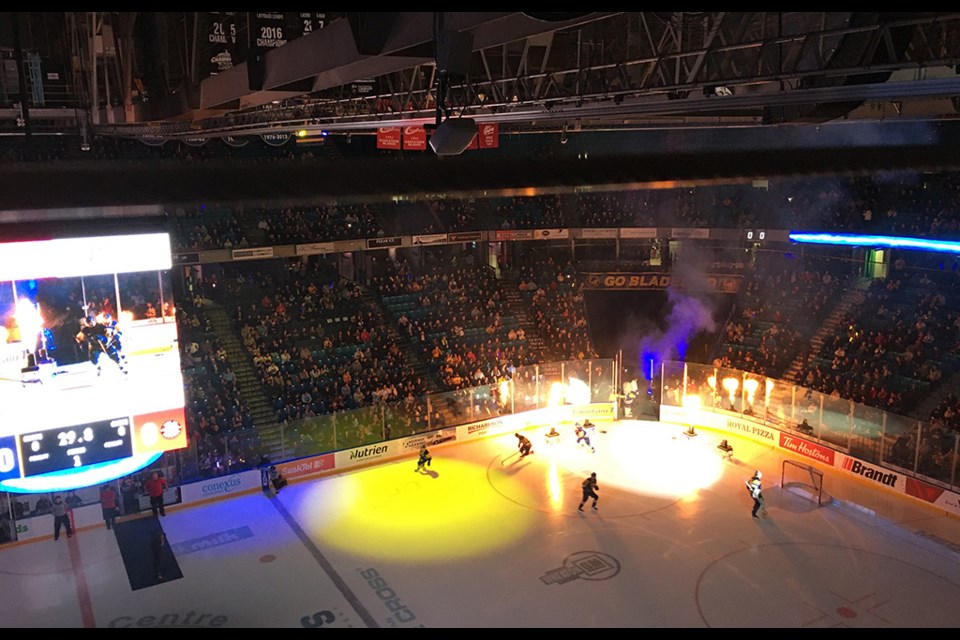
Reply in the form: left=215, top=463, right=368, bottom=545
left=253, top=12, right=289, bottom=49
left=223, top=136, right=250, bottom=148
left=261, top=132, right=292, bottom=147
left=402, top=126, right=427, bottom=151
left=290, top=12, right=328, bottom=38
left=376, top=127, right=402, bottom=150
left=201, top=12, right=238, bottom=79
left=478, top=123, right=499, bottom=149
left=139, top=136, right=167, bottom=147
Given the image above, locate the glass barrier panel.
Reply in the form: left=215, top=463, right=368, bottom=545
left=288, top=412, right=338, bottom=457
left=881, top=412, right=920, bottom=474
left=715, top=366, right=744, bottom=413
left=537, top=361, right=564, bottom=409
left=764, top=377, right=794, bottom=430
left=427, top=389, right=467, bottom=429
left=794, top=387, right=825, bottom=440
left=740, top=372, right=766, bottom=421
left=590, top=359, right=615, bottom=405
left=916, top=421, right=955, bottom=487
left=660, top=361, right=687, bottom=407
left=384, top=396, right=431, bottom=440
left=565, top=359, right=591, bottom=404
left=820, top=394, right=853, bottom=450
left=334, top=405, right=385, bottom=449
left=851, top=403, right=885, bottom=465
left=512, top=363, right=541, bottom=413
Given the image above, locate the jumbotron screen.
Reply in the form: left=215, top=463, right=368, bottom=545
left=0, top=233, right=187, bottom=493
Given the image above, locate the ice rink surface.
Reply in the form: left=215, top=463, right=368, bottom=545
left=2, top=419, right=960, bottom=628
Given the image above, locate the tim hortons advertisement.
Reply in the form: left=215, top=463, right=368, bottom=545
left=778, top=433, right=836, bottom=466
left=533, top=229, right=570, bottom=240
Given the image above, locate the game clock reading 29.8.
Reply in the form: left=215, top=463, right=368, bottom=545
left=19, top=417, right=134, bottom=477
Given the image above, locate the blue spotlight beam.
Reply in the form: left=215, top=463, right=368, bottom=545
left=789, top=232, right=960, bottom=254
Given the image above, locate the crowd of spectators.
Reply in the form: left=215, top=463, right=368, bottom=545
left=515, top=257, right=598, bottom=362
left=228, top=258, right=426, bottom=437
left=149, top=170, right=960, bottom=254
left=177, top=293, right=262, bottom=479
left=797, top=254, right=960, bottom=416
left=374, top=257, right=536, bottom=395
left=713, top=251, right=849, bottom=379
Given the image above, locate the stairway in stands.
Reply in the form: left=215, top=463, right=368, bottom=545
left=497, top=269, right=546, bottom=361
left=202, top=300, right=286, bottom=459
left=362, top=288, right=443, bottom=395
left=782, top=283, right=868, bottom=384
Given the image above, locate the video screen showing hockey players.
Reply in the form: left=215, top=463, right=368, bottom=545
left=0, top=233, right=187, bottom=492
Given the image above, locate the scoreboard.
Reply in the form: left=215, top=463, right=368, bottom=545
left=0, top=233, right=188, bottom=493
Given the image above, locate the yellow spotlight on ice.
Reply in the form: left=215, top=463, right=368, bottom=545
left=721, top=377, right=739, bottom=406
left=298, top=458, right=538, bottom=562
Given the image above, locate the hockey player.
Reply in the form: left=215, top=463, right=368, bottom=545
left=574, top=422, right=595, bottom=453
left=415, top=444, right=432, bottom=472
left=77, top=314, right=127, bottom=376
left=578, top=472, right=599, bottom=511
left=745, top=470, right=767, bottom=518
left=516, top=433, right=533, bottom=458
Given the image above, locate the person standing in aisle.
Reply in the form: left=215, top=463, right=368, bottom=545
left=145, top=471, right=168, bottom=518
left=578, top=472, right=600, bottom=512
left=100, top=484, right=119, bottom=530
left=51, top=496, right=73, bottom=540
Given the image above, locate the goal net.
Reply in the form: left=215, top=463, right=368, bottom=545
left=781, top=459, right=826, bottom=506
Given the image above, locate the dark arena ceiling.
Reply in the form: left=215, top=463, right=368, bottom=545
left=3, top=12, right=960, bottom=212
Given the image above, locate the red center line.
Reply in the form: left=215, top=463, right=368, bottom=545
left=68, top=515, right=96, bottom=627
